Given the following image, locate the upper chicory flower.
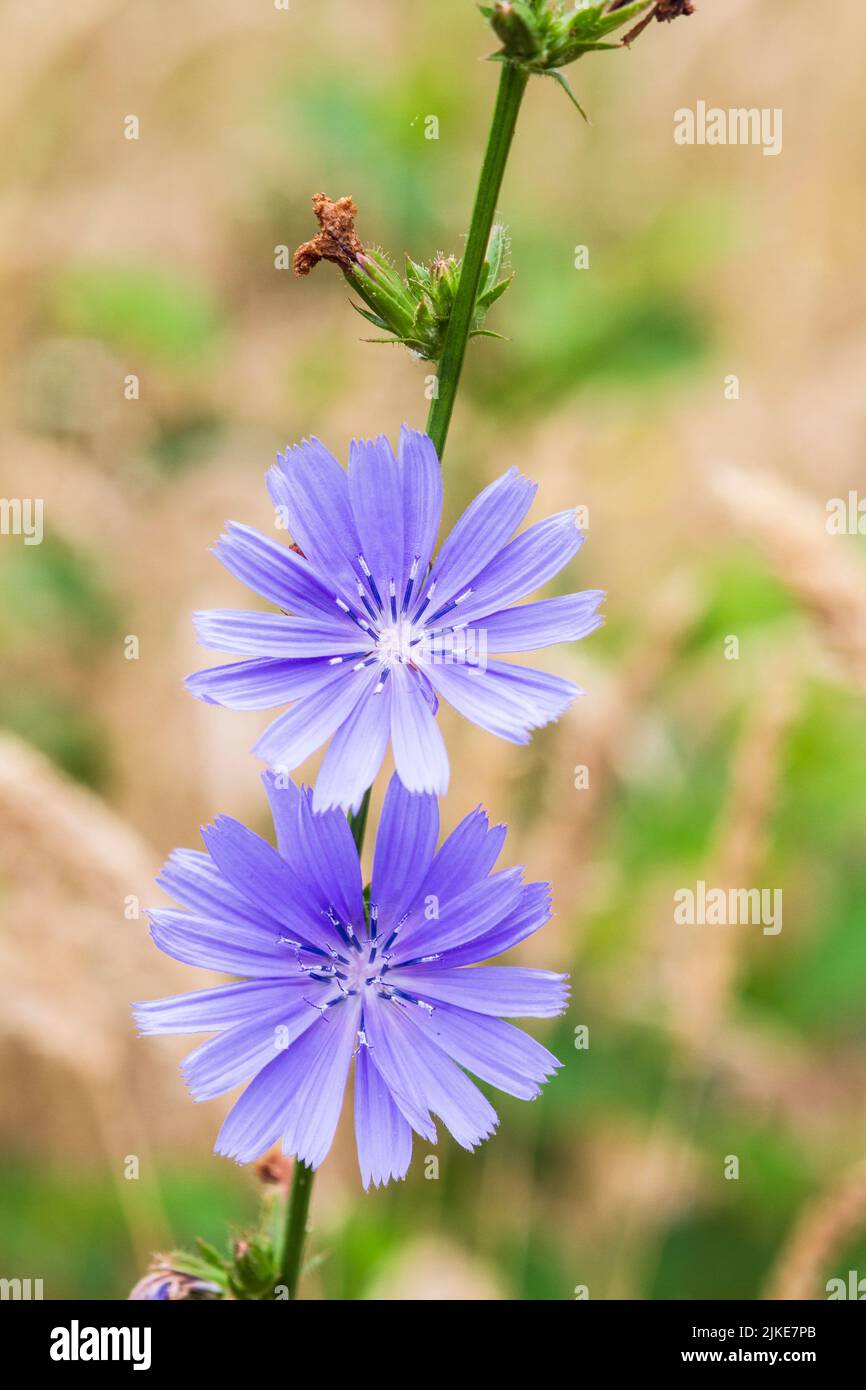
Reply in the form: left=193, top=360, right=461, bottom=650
left=134, top=773, right=567, bottom=1187
left=187, top=426, right=603, bottom=813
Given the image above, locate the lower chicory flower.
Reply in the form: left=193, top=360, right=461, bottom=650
left=134, top=773, right=567, bottom=1187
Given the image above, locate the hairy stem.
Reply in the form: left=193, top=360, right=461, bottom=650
left=425, top=60, right=528, bottom=462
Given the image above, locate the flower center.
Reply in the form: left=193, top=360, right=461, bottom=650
left=375, top=619, right=416, bottom=667
left=343, top=941, right=378, bottom=993
left=295, top=907, right=438, bottom=1036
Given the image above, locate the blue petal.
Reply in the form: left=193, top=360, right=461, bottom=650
left=434, top=880, right=552, bottom=967
left=214, top=1050, right=294, bottom=1164
left=354, top=1042, right=413, bottom=1189
left=252, top=665, right=373, bottom=771
left=200, top=816, right=335, bottom=953
left=186, top=657, right=343, bottom=709
left=278, top=999, right=360, bottom=1168
left=422, top=806, right=506, bottom=902
left=313, top=680, right=392, bottom=813
left=392, top=867, right=525, bottom=963
left=133, top=979, right=299, bottom=1035
left=420, top=466, right=536, bottom=616
left=393, top=965, right=569, bottom=1018
left=213, top=522, right=339, bottom=619
left=147, top=909, right=299, bottom=978
left=181, top=989, right=329, bottom=1100
left=192, top=609, right=365, bottom=657
left=215, top=1001, right=357, bottom=1166
left=370, top=775, right=439, bottom=936
left=427, top=658, right=580, bottom=743
left=348, top=435, right=405, bottom=604
left=363, top=995, right=438, bottom=1142
left=294, top=785, right=366, bottom=929
left=158, top=847, right=288, bottom=936
left=389, top=664, right=449, bottom=795
left=261, top=771, right=305, bottom=861
left=471, top=591, right=605, bottom=652
left=261, top=773, right=365, bottom=933
left=375, top=995, right=498, bottom=1150
left=398, top=427, right=442, bottom=597
left=399, top=1000, right=561, bottom=1100
left=445, top=510, right=585, bottom=626
left=267, top=438, right=362, bottom=599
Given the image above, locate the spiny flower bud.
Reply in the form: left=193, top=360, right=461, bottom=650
left=294, top=195, right=512, bottom=362
left=489, top=1, right=542, bottom=59
left=229, top=1232, right=279, bottom=1300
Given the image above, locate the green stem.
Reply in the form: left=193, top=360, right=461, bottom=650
left=277, top=790, right=370, bottom=1299
left=349, top=786, right=371, bottom=853
left=279, top=1159, right=315, bottom=1299
left=425, top=60, right=528, bottom=461
left=278, top=59, right=529, bottom=1305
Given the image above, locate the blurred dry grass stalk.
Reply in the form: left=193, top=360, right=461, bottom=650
left=0, top=734, right=210, bottom=1258
left=711, top=463, right=866, bottom=695
left=765, top=1158, right=866, bottom=1301
left=670, top=665, right=799, bottom=1055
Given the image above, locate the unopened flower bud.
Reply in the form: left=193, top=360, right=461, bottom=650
left=488, top=1, right=542, bottom=60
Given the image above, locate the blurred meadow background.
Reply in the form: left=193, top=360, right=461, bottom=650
left=2, top=0, right=866, bottom=1300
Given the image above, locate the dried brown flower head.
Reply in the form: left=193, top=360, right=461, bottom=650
left=617, top=0, right=695, bottom=47
left=655, top=0, right=696, bottom=20
left=293, top=193, right=366, bottom=277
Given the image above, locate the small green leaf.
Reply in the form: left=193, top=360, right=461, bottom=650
left=483, top=223, right=508, bottom=286
left=361, top=335, right=430, bottom=354
left=546, top=68, right=589, bottom=122
left=349, top=302, right=391, bottom=331
left=404, top=256, right=432, bottom=292
left=166, top=1247, right=229, bottom=1284
left=195, top=1239, right=230, bottom=1273
left=477, top=274, right=513, bottom=312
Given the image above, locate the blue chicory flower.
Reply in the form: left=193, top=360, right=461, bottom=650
left=187, top=427, right=603, bottom=811
left=134, top=772, right=567, bottom=1187
left=128, top=1267, right=222, bottom=1300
